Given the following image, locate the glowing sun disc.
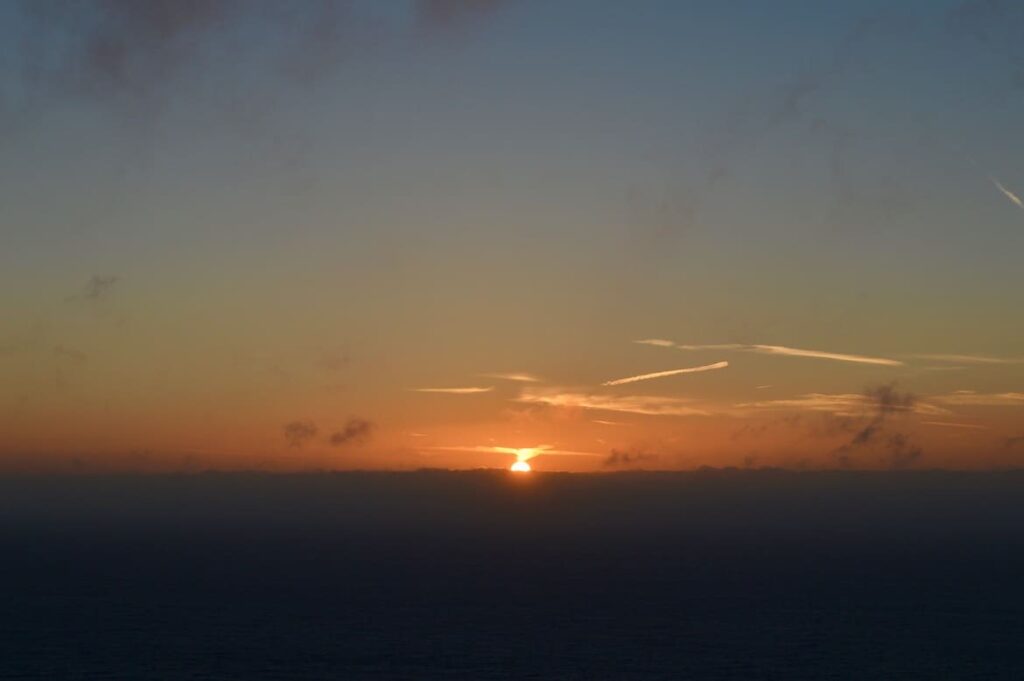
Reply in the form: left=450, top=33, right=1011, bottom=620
left=510, top=460, right=532, bottom=473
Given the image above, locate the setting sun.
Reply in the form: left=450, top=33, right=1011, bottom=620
left=510, top=460, right=532, bottom=473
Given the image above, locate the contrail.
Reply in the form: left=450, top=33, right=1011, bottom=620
left=908, top=353, right=1024, bottom=365
left=991, top=176, right=1024, bottom=211
left=411, top=386, right=493, bottom=394
left=751, top=344, right=903, bottom=366
left=636, top=340, right=902, bottom=366
left=603, top=361, right=728, bottom=386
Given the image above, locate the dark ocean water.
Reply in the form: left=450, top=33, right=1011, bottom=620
left=2, top=470, right=1023, bottom=679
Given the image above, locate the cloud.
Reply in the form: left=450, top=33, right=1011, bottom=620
left=1006, top=435, right=1024, bottom=449
left=634, top=338, right=676, bottom=348
left=736, top=392, right=949, bottom=417
left=934, top=391, right=1024, bottom=407
left=480, top=372, right=542, bottom=383
left=329, top=418, right=372, bottom=447
left=517, top=387, right=708, bottom=417
left=602, top=361, right=728, bottom=387
left=282, top=420, right=318, bottom=448
left=921, top=421, right=988, bottom=430
left=425, top=444, right=601, bottom=463
left=908, top=353, right=1024, bottom=364
left=746, top=345, right=904, bottom=366
left=991, top=176, right=1024, bottom=211
left=637, top=340, right=903, bottom=367
left=603, top=449, right=659, bottom=469
left=412, top=386, right=493, bottom=394
left=737, top=392, right=861, bottom=415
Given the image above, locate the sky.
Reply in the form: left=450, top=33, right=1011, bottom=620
left=1, top=0, right=1022, bottom=472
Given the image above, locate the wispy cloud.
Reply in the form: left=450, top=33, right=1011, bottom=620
left=412, top=386, right=494, bottom=394
left=602, top=361, right=728, bottom=386
left=991, top=176, right=1024, bottom=211
left=737, top=392, right=949, bottom=417
left=908, top=353, right=1024, bottom=365
left=479, top=372, right=542, bottom=383
left=921, top=421, right=988, bottom=430
left=934, top=390, right=1024, bottom=407
left=425, top=444, right=601, bottom=461
left=737, top=393, right=875, bottom=416
left=635, top=339, right=676, bottom=348
left=637, top=340, right=902, bottom=366
left=517, top=387, right=709, bottom=417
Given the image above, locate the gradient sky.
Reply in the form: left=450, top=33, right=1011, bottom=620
left=1, top=0, right=1022, bottom=472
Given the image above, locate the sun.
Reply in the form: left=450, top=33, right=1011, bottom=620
left=510, top=460, right=532, bottom=473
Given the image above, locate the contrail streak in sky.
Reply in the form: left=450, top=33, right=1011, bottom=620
left=991, top=176, right=1024, bottom=211
left=636, top=340, right=903, bottom=366
left=603, top=361, right=728, bottom=386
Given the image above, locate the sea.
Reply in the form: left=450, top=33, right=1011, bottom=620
left=2, top=470, right=1022, bottom=679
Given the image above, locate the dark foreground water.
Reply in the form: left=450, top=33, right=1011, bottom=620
left=2, top=470, right=1024, bottom=679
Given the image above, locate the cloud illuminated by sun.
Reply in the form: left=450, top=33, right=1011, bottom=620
left=423, top=444, right=601, bottom=469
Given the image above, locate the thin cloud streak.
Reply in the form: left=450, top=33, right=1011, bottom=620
left=736, top=393, right=950, bottom=417
left=602, top=361, right=728, bottom=386
left=991, top=176, right=1024, bottom=211
left=909, top=353, right=1024, bottom=364
left=517, top=388, right=709, bottom=416
left=412, top=386, right=494, bottom=394
left=934, top=391, right=1024, bottom=406
left=424, top=444, right=601, bottom=461
left=921, top=421, right=988, bottom=430
left=636, top=340, right=903, bottom=366
left=479, top=372, right=542, bottom=383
